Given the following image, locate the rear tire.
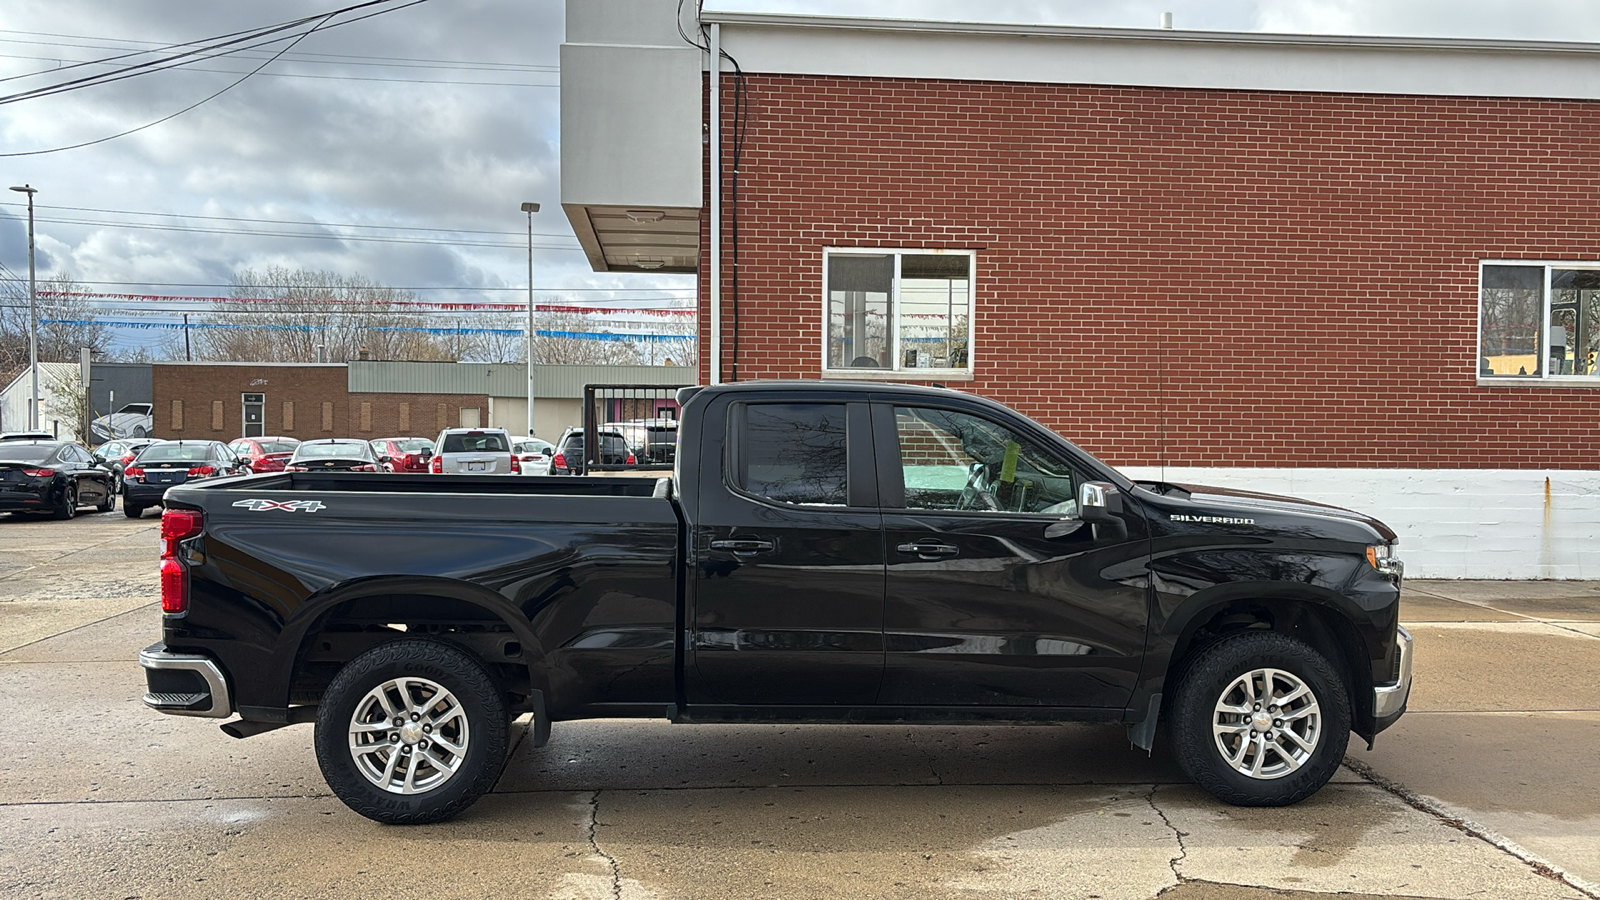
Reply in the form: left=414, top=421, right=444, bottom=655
left=123, top=501, right=144, bottom=518
left=314, top=639, right=509, bottom=825
left=1169, top=631, right=1349, bottom=807
left=51, top=483, right=77, bottom=520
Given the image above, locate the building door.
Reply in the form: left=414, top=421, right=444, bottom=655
left=459, top=407, right=482, bottom=428
left=241, top=393, right=265, bottom=438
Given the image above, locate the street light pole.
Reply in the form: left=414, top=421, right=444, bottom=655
left=520, top=201, right=539, bottom=438
left=8, top=184, right=39, bottom=430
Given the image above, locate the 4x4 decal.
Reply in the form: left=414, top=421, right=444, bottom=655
left=232, top=499, right=326, bottom=513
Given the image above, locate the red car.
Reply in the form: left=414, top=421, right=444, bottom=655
left=369, top=437, right=435, bottom=473
left=228, top=437, right=302, bottom=474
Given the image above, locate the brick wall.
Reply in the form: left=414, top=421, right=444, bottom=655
left=151, top=364, right=487, bottom=441
left=699, top=75, right=1600, bottom=469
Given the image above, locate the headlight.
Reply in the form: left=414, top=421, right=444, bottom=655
left=1366, top=543, right=1404, bottom=579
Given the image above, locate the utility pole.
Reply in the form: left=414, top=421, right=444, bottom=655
left=183, top=314, right=192, bottom=361
left=8, top=184, right=39, bottom=429
left=521, top=201, right=539, bottom=437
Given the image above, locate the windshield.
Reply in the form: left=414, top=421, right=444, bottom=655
left=138, top=444, right=212, bottom=463
left=0, top=444, right=55, bottom=463
left=297, top=442, right=370, bottom=459
left=441, top=433, right=508, bottom=453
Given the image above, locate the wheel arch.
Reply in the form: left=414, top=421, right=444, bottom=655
left=274, top=576, right=551, bottom=715
left=1155, top=583, right=1375, bottom=737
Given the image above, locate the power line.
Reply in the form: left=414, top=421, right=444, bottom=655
left=15, top=215, right=582, bottom=251
left=0, top=200, right=579, bottom=239
left=0, top=0, right=433, bottom=157
left=0, top=52, right=556, bottom=88
left=0, top=29, right=558, bottom=73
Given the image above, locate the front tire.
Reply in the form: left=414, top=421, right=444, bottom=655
left=96, top=486, right=115, bottom=513
left=1169, top=631, right=1349, bottom=807
left=314, top=639, right=509, bottom=825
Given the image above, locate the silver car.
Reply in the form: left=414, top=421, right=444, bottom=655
left=429, top=427, right=515, bottom=474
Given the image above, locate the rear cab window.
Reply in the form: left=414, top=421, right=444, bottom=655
left=729, top=403, right=852, bottom=507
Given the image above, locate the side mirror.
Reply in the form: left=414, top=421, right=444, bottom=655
left=378, top=455, right=392, bottom=464
left=541, top=447, right=553, bottom=457
left=420, top=449, right=433, bottom=460
left=1079, top=481, right=1128, bottom=541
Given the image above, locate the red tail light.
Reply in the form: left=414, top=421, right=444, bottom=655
left=285, top=465, right=307, bottom=472
left=21, top=467, right=53, bottom=477
left=402, top=453, right=416, bottom=469
left=351, top=464, right=377, bottom=472
left=430, top=455, right=442, bottom=473
left=159, top=509, right=203, bottom=615
left=552, top=452, right=566, bottom=471
left=626, top=453, right=636, bottom=465
left=510, top=455, right=521, bottom=474
left=187, top=465, right=215, bottom=477
left=120, top=454, right=136, bottom=465
left=125, top=466, right=145, bottom=480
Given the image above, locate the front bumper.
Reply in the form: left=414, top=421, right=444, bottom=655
left=1372, top=625, right=1413, bottom=731
left=140, top=643, right=232, bottom=718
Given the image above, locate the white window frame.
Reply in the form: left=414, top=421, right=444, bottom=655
left=820, top=248, right=976, bottom=381
left=1478, top=259, right=1600, bottom=386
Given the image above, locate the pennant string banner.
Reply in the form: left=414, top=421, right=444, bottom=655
left=42, top=318, right=695, bottom=342
left=39, top=291, right=696, bottom=316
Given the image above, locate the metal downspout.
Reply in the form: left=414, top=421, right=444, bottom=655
left=709, top=23, right=723, bottom=385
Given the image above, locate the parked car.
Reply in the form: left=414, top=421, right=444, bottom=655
left=0, top=439, right=116, bottom=519
left=509, top=436, right=554, bottom=475
left=92, top=438, right=158, bottom=492
left=550, top=427, right=635, bottom=475
left=612, top=418, right=678, bottom=466
left=123, top=440, right=248, bottom=519
left=429, top=427, right=518, bottom=475
left=285, top=439, right=382, bottom=473
left=228, top=437, right=302, bottom=474
left=90, top=402, right=154, bottom=442
left=140, top=380, right=1412, bottom=825
left=369, top=437, right=435, bottom=474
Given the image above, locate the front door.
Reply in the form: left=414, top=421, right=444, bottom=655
left=875, top=402, right=1149, bottom=708
left=688, top=397, right=885, bottom=706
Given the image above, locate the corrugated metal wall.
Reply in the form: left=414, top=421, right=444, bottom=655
left=347, top=362, right=690, bottom=398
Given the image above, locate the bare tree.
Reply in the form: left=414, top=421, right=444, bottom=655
left=0, top=271, right=111, bottom=383
left=529, top=310, right=644, bottom=366
left=190, top=267, right=452, bottom=363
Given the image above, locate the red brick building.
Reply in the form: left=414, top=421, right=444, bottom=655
left=560, top=5, right=1600, bottom=576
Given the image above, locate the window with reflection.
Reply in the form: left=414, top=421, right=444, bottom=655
left=737, top=403, right=848, bottom=506
left=894, top=406, right=1078, bottom=515
left=1481, top=263, right=1600, bottom=379
left=825, top=250, right=972, bottom=374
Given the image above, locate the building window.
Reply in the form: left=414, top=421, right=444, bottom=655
left=398, top=402, right=410, bottom=433
left=171, top=399, right=184, bottom=431
left=360, top=402, right=372, bottom=432
left=824, top=249, right=973, bottom=375
left=1481, top=262, right=1600, bottom=380
left=211, top=400, right=224, bottom=431
left=322, top=401, right=334, bottom=432
left=282, top=400, right=295, bottom=432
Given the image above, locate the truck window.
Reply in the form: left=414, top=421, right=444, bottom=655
left=736, top=403, right=848, bottom=506
left=894, top=406, right=1079, bottom=515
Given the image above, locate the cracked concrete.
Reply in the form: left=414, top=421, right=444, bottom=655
left=1148, top=784, right=1188, bottom=886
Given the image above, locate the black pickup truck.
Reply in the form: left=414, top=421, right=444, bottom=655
left=140, top=381, right=1412, bottom=824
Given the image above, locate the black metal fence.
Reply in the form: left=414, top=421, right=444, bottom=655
left=580, top=383, right=690, bottom=473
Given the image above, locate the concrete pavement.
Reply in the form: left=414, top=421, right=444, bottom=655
left=0, top=513, right=1595, bottom=899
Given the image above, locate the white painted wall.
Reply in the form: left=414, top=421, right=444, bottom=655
left=1119, top=467, right=1600, bottom=580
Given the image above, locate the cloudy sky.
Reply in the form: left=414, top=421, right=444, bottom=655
left=3, top=0, right=1599, bottom=357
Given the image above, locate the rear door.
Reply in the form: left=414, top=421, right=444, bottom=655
left=873, top=400, right=1150, bottom=709
left=687, top=394, right=886, bottom=706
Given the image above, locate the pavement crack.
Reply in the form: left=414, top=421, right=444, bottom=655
left=1342, top=758, right=1600, bottom=900
left=586, top=789, right=622, bottom=900
left=1146, top=784, right=1187, bottom=887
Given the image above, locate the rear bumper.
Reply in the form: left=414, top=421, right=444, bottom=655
left=140, top=643, right=232, bottom=718
left=1372, top=625, right=1413, bottom=732
left=123, top=482, right=174, bottom=505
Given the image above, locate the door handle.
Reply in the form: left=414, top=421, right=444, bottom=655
left=896, top=541, right=960, bottom=559
left=710, top=539, right=775, bottom=555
